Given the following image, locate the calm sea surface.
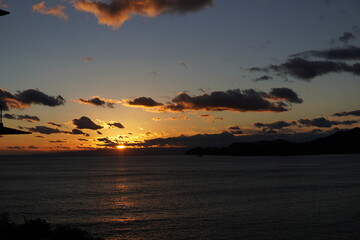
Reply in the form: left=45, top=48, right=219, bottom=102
left=0, top=154, right=360, bottom=240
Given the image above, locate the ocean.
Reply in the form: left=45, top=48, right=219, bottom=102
left=0, top=154, right=360, bottom=240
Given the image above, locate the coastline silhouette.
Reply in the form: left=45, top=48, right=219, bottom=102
left=186, top=127, right=360, bottom=156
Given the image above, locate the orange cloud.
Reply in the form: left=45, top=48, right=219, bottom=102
left=73, top=0, right=213, bottom=29
left=82, top=57, right=92, bottom=62
left=32, top=1, right=69, bottom=20
left=152, top=117, right=161, bottom=121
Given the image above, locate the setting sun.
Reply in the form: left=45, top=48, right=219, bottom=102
left=116, top=145, right=126, bottom=150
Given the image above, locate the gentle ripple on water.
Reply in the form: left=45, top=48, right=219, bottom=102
left=0, top=154, right=360, bottom=240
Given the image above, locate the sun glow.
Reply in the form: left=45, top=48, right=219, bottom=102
left=116, top=145, right=126, bottom=150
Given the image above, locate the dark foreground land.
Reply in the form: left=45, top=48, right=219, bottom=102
left=186, top=127, right=360, bottom=156
left=0, top=213, right=102, bottom=240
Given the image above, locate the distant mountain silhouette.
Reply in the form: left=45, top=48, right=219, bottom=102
left=185, top=127, right=360, bottom=156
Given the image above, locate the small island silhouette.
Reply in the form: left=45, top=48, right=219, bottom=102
left=185, top=127, right=360, bottom=156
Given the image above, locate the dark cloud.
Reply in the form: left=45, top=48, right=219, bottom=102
left=8, top=146, right=24, bottom=150
left=3, top=113, right=16, bottom=119
left=49, top=140, right=66, bottom=143
left=78, top=138, right=89, bottom=141
left=268, top=88, right=303, bottom=104
left=27, top=126, right=63, bottom=135
left=73, top=0, right=213, bottom=29
left=254, top=120, right=296, bottom=130
left=298, top=117, right=358, bottom=128
left=126, top=97, right=163, bottom=107
left=77, top=146, right=97, bottom=150
left=108, top=122, right=125, bottom=129
left=96, top=137, right=119, bottom=148
left=339, top=32, right=355, bottom=44
left=198, top=114, right=223, bottom=122
left=73, top=116, right=103, bottom=130
left=253, top=75, right=273, bottom=82
left=26, top=125, right=89, bottom=136
left=52, top=146, right=70, bottom=150
left=3, top=113, right=40, bottom=122
left=16, top=115, right=40, bottom=122
left=0, top=88, right=65, bottom=111
left=162, top=88, right=303, bottom=112
left=291, top=46, right=360, bottom=61
left=28, top=146, right=39, bottom=149
left=47, top=121, right=62, bottom=127
left=333, top=110, right=360, bottom=117
left=68, top=129, right=89, bottom=136
left=227, top=126, right=243, bottom=135
left=78, top=97, right=119, bottom=108
left=16, top=89, right=65, bottom=107
left=251, top=58, right=360, bottom=81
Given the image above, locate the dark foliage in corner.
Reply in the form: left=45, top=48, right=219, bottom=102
left=0, top=213, right=102, bottom=240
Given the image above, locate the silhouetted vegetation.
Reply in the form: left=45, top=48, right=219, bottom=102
left=0, top=213, right=102, bottom=240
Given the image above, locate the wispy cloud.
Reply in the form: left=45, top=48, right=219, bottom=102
left=339, top=32, right=355, bottom=44
left=250, top=45, right=360, bottom=81
left=26, top=125, right=90, bottom=136
left=47, top=121, right=62, bottom=127
left=32, top=1, right=69, bottom=20
left=254, top=120, right=296, bottom=130
left=290, top=46, right=360, bottom=61
left=26, top=126, right=63, bottom=135
left=3, top=113, right=40, bottom=122
left=76, top=96, right=121, bottom=108
left=179, top=61, right=188, bottom=69
left=333, top=109, right=360, bottom=117
left=298, top=117, right=358, bottom=128
left=81, top=57, right=92, bottom=62
left=250, top=57, right=360, bottom=81
left=198, top=114, right=223, bottom=122
left=0, top=0, right=8, bottom=8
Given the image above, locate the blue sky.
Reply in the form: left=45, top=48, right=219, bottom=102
left=1, top=0, right=360, bottom=153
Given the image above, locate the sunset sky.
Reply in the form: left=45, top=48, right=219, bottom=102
left=1, top=0, right=360, bottom=154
